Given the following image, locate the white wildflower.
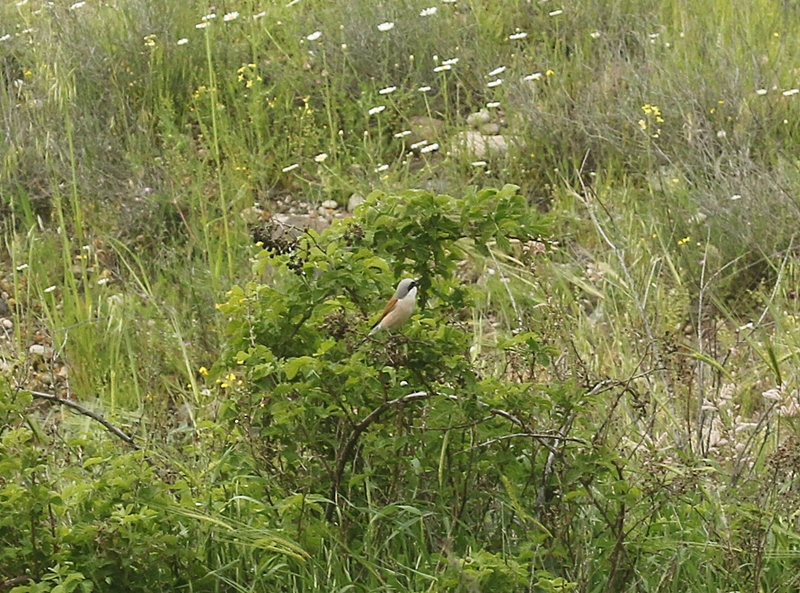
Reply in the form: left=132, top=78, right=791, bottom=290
left=523, top=72, right=543, bottom=81
left=433, top=65, right=451, bottom=73
left=420, top=6, right=437, bottom=16
left=420, top=143, right=439, bottom=153
left=196, top=22, right=210, bottom=29
left=549, top=9, right=563, bottom=16
left=441, top=58, right=459, bottom=66
left=377, top=22, right=395, bottom=32
left=253, top=11, right=266, bottom=19
left=306, top=31, right=322, bottom=41
left=509, top=32, right=527, bottom=40
left=374, top=164, right=389, bottom=172
left=418, top=85, right=432, bottom=92
left=223, top=11, right=239, bottom=21
left=282, top=163, right=300, bottom=172
left=44, top=285, right=57, bottom=293
left=368, top=105, right=386, bottom=115
left=379, top=86, right=397, bottom=95
left=314, top=153, right=328, bottom=163
left=488, top=66, right=506, bottom=77
left=590, top=31, right=602, bottom=39
left=486, top=101, right=501, bottom=108
left=394, top=130, right=412, bottom=138
left=755, top=88, right=767, bottom=95
left=487, top=79, right=503, bottom=87
left=177, top=38, right=189, bottom=45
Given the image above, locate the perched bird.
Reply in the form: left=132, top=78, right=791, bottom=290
left=369, top=278, right=418, bottom=336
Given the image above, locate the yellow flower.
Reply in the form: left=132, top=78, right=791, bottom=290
left=199, top=366, right=209, bottom=376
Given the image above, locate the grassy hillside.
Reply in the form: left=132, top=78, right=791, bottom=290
left=3, top=0, right=800, bottom=590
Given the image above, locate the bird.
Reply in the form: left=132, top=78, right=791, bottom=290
left=368, top=278, right=418, bottom=336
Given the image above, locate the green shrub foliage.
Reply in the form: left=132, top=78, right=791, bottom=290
left=216, top=185, right=558, bottom=520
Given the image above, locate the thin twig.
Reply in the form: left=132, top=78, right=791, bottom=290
left=459, top=431, right=586, bottom=453
left=29, top=390, right=140, bottom=450
left=326, top=391, right=430, bottom=520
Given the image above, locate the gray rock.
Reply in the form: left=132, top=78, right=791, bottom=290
left=452, top=131, right=509, bottom=160
left=479, top=122, right=501, bottom=135
left=466, top=109, right=492, bottom=127
left=272, top=213, right=331, bottom=241
left=408, top=115, right=445, bottom=145
left=347, top=193, right=365, bottom=212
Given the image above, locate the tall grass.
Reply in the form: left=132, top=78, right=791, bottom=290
left=3, top=0, right=800, bottom=590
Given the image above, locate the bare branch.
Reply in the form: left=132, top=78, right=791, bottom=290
left=29, top=390, right=140, bottom=450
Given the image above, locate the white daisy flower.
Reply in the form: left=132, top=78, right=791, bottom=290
left=282, top=163, right=300, bottom=172
left=368, top=105, right=386, bottom=115
left=488, top=66, right=506, bottom=77
left=509, top=32, right=528, bottom=40
left=377, top=22, right=395, bottom=32
left=314, top=153, right=328, bottom=162
left=223, top=11, right=239, bottom=21
left=420, top=6, right=437, bottom=16
left=177, top=38, right=189, bottom=45
left=306, top=31, right=322, bottom=41
left=420, top=143, right=439, bottom=153
left=487, top=79, right=503, bottom=87
left=379, top=86, right=397, bottom=94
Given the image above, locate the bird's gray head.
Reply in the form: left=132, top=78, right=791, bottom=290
left=394, top=278, right=418, bottom=299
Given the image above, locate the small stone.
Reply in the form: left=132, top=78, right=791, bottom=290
left=452, top=131, right=509, bottom=160
left=2, top=318, right=12, bottom=330
left=321, top=199, right=339, bottom=209
left=272, top=214, right=331, bottom=241
left=347, top=193, right=365, bottom=212
left=408, top=115, right=445, bottom=145
left=29, top=344, right=54, bottom=358
left=466, top=109, right=492, bottom=127
left=479, top=122, right=500, bottom=135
